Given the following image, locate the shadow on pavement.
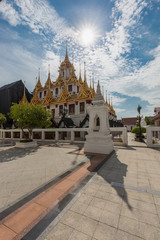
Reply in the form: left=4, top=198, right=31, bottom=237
left=0, top=146, right=39, bottom=163
left=89, top=151, right=133, bottom=210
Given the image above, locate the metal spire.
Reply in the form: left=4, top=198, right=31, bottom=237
left=92, top=72, right=94, bottom=90
left=84, top=62, right=86, bottom=82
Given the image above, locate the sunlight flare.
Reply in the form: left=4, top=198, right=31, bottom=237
left=80, top=27, right=96, bottom=46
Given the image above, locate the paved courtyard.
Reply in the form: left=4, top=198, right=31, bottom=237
left=0, top=142, right=160, bottom=240
left=0, top=144, right=88, bottom=211
left=43, top=145, right=160, bottom=240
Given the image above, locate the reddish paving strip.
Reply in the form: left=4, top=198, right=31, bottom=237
left=0, top=153, right=106, bottom=240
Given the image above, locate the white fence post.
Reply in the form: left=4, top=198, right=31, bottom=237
left=71, top=130, right=74, bottom=142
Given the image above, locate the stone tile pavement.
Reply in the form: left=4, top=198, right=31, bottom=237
left=0, top=145, right=88, bottom=211
left=43, top=146, right=160, bottom=240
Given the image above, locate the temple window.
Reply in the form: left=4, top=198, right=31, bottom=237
left=55, top=88, right=58, bottom=95
left=39, top=92, right=42, bottom=98
left=80, top=102, right=85, bottom=113
left=52, top=109, right=55, bottom=119
left=59, top=105, right=63, bottom=115
left=68, top=85, right=72, bottom=92
left=44, top=90, right=46, bottom=96
left=94, top=115, right=100, bottom=131
left=69, top=104, right=75, bottom=115
left=77, top=86, right=79, bottom=93
left=96, top=117, right=100, bottom=126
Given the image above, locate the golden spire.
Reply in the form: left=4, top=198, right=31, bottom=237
left=30, top=86, right=41, bottom=105
left=109, top=94, right=111, bottom=107
left=34, top=68, right=43, bottom=92
left=44, top=64, right=52, bottom=89
left=84, top=62, right=86, bottom=82
left=57, top=80, right=71, bottom=103
left=20, top=81, right=28, bottom=104
left=42, top=88, right=55, bottom=106
left=78, top=64, right=83, bottom=85
left=56, top=74, right=65, bottom=87
left=92, top=73, right=95, bottom=90
left=90, top=74, right=92, bottom=89
left=67, top=68, right=78, bottom=86
left=105, top=90, right=109, bottom=107
left=65, top=40, right=69, bottom=62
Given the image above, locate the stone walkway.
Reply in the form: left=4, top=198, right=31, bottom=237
left=0, top=151, right=106, bottom=240
left=43, top=146, right=160, bottom=240
left=128, top=132, right=147, bottom=147
left=0, top=144, right=160, bottom=240
left=0, top=144, right=88, bottom=211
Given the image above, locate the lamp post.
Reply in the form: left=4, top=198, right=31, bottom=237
left=137, top=105, right=142, bottom=142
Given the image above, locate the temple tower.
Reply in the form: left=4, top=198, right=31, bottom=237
left=84, top=81, right=114, bottom=154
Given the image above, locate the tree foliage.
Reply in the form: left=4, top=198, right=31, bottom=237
left=0, top=113, right=6, bottom=127
left=9, top=103, right=52, bottom=140
left=131, top=126, right=146, bottom=134
left=145, top=116, right=154, bottom=125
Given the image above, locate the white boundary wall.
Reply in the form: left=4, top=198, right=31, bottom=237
left=146, top=126, right=160, bottom=148
left=0, top=127, right=128, bottom=146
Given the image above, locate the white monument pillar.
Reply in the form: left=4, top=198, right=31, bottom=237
left=84, top=81, right=114, bottom=154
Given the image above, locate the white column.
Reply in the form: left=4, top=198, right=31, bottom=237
left=41, top=130, right=45, bottom=140
left=71, top=130, right=74, bottom=142
left=11, top=131, right=13, bottom=139
left=55, top=131, right=59, bottom=141
left=146, top=126, right=152, bottom=147
left=20, top=130, right=23, bottom=139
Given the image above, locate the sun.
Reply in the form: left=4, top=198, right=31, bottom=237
left=80, top=28, right=95, bottom=46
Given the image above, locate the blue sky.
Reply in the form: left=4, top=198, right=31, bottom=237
left=0, top=0, right=160, bottom=119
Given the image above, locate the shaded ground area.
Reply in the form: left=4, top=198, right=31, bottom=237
left=44, top=146, right=160, bottom=240
left=0, top=145, right=89, bottom=211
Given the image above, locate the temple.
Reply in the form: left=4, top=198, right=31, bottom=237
left=30, top=47, right=117, bottom=128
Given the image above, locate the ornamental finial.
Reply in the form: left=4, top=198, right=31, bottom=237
left=48, top=64, right=51, bottom=89
left=65, top=40, right=68, bottom=58
left=38, top=68, right=40, bottom=81
left=84, top=62, right=86, bottom=82
left=92, top=72, right=94, bottom=90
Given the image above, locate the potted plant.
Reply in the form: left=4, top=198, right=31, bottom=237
left=9, top=103, right=52, bottom=147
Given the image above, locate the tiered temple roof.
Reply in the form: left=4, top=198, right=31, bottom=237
left=20, top=47, right=116, bottom=117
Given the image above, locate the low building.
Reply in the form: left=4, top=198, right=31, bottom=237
left=121, top=118, right=137, bottom=131
left=151, top=107, right=160, bottom=126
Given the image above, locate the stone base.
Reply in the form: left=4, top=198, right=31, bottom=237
left=84, top=134, right=114, bottom=155
left=15, top=141, right=38, bottom=148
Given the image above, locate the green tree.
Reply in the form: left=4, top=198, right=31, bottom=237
left=0, top=113, right=6, bottom=127
left=9, top=103, right=52, bottom=140
left=145, top=116, right=154, bottom=125
left=131, top=126, right=146, bottom=134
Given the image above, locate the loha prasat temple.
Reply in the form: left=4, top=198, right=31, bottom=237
left=30, top=47, right=118, bottom=128
left=0, top=47, right=123, bottom=128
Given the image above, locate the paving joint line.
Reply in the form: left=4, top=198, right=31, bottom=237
left=21, top=151, right=114, bottom=240
left=111, top=182, right=160, bottom=196
left=0, top=160, right=88, bottom=221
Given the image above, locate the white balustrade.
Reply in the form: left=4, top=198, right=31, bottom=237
left=146, top=126, right=160, bottom=148
left=0, top=127, right=128, bottom=146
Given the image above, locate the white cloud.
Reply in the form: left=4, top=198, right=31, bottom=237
left=114, top=108, right=126, bottom=113
left=0, top=0, right=20, bottom=26
left=0, top=0, right=159, bottom=118
left=105, top=0, right=147, bottom=59
left=111, top=96, right=126, bottom=106
left=0, top=42, right=42, bottom=91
